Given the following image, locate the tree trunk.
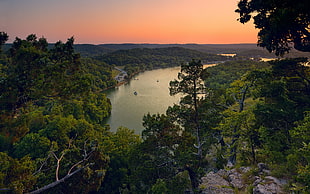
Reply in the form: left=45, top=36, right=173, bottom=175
left=228, top=129, right=238, bottom=166
left=228, top=84, right=249, bottom=166
left=185, top=166, right=199, bottom=193
left=251, top=141, right=256, bottom=164
left=193, top=79, right=202, bottom=158
left=27, top=166, right=85, bottom=194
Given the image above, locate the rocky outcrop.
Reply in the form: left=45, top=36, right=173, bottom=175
left=199, top=164, right=288, bottom=194
left=200, top=171, right=234, bottom=194
left=253, top=176, right=287, bottom=194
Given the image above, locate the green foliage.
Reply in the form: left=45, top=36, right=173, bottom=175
left=114, top=113, right=198, bottom=193
left=151, top=179, right=169, bottom=194
left=99, top=127, right=141, bottom=193
left=168, top=61, right=207, bottom=187
left=135, top=114, right=185, bottom=190
left=205, top=60, right=270, bottom=89
left=96, top=47, right=228, bottom=77
left=80, top=57, right=116, bottom=90
left=0, top=33, right=114, bottom=193
left=14, top=133, right=50, bottom=159
left=74, top=44, right=113, bottom=57
left=248, top=59, right=310, bottom=164
left=123, top=59, right=223, bottom=192
left=1, top=29, right=310, bottom=193
left=103, top=127, right=141, bottom=156
left=29, top=114, right=110, bottom=192
left=287, top=112, right=310, bottom=192
left=0, top=152, right=36, bottom=193
left=150, top=175, right=192, bottom=194
left=220, top=107, right=260, bottom=165
left=216, top=57, right=310, bottom=179
left=1, top=35, right=82, bottom=112
left=291, top=112, right=310, bottom=151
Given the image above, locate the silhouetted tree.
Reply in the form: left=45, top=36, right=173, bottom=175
left=0, top=32, right=8, bottom=54
left=236, top=0, right=310, bottom=55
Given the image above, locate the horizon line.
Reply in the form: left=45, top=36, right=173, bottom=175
left=4, top=42, right=258, bottom=45
left=74, top=42, right=258, bottom=45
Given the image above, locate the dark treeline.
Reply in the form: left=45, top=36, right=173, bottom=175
left=96, top=47, right=229, bottom=77
left=5, top=42, right=309, bottom=59
left=73, top=43, right=310, bottom=59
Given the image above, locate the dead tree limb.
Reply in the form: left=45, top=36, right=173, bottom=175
left=27, top=163, right=93, bottom=194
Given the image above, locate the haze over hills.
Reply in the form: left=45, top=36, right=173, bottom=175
left=73, top=43, right=310, bottom=58
left=4, top=43, right=309, bottom=58
left=73, top=43, right=265, bottom=56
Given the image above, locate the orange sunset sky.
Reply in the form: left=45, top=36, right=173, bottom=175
left=0, top=0, right=258, bottom=44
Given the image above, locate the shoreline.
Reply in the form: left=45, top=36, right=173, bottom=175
left=106, top=62, right=222, bottom=91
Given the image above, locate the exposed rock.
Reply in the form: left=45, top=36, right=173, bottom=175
left=239, top=166, right=251, bottom=173
left=228, top=169, right=243, bottom=189
left=257, top=162, right=271, bottom=175
left=258, top=163, right=268, bottom=171
left=200, top=171, right=234, bottom=194
left=253, top=176, right=262, bottom=186
left=253, top=176, right=287, bottom=194
left=254, top=183, right=274, bottom=194
left=202, top=171, right=230, bottom=187
left=216, top=169, right=229, bottom=178
left=201, top=187, right=234, bottom=194
left=199, top=164, right=288, bottom=194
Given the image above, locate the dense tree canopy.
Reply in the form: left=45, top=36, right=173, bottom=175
left=96, top=47, right=229, bottom=77
left=1, top=19, right=310, bottom=192
left=0, top=33, right=114, bottom=193
left=236, top=0, right=310, bottom=55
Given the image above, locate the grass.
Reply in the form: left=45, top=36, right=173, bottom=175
left=112, top=69, right=121, bottom=78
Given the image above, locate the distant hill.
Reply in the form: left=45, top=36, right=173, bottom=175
left=93, top=47, right=230, bottom=77
left=4, top=43, right=309, bottom=59
left=73, top=43, right=268, bottom=57
left=95, top=47, right=228, bottom=66
left=74, top=43, right=310, bottom=58
left=73, top=44, right=114, bottom=57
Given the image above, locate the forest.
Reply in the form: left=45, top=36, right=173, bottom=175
left=1, top=0, right=310, bottom=193
left=95, top=47, right=229, bottom=77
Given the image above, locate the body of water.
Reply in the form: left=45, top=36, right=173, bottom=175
left=104, top=67, right=182, bottom=134
left=105, top=64, right=217, bottom=134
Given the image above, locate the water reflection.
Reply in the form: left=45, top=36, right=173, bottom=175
left=104, top=67, right=182, bottom=134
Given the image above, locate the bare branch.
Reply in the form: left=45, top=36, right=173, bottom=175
left=67, top=149, right=94, bottom=175
left=51, top=139, right=72, bottom=181
left=27, top=163, right=94, bottom=194
left=33, top=154, right=52, bottom=175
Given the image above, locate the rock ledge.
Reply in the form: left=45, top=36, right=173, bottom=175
left=199, top=164, right=287, bottom=194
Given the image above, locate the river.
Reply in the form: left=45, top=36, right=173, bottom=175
left=104, top=64, right=217, bottom=134
left=104, top=67, right=181, bottom=134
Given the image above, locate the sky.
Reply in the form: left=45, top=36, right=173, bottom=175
left=0, top=0, right=258, bottom=44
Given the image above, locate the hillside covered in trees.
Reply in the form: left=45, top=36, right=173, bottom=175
left=1, top=31, right=310, bottom=193
left=73, top=43, right=310, bottom=59
left=0, top=34, right=116, bottom=193
left=95, top=47, right=229, bottom=77
left=1, top=0, right=310, bottom=192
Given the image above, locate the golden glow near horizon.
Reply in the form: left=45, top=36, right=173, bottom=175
left=0, top=0, right=258, bottom=44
